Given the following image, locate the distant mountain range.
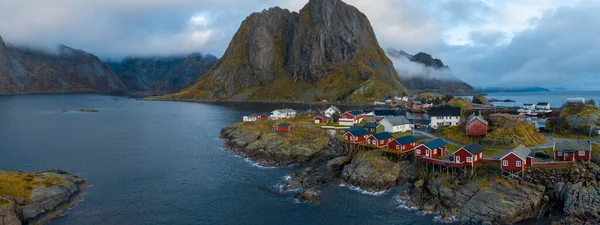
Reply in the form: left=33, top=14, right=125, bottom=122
left=476, top=87, right=551, bottom=93
left=166, top=0, right=406, bottom=103
left=0, top=35, right=217, bottom=95
left=387, top=49, right=476, bottom=95
left=0, top=36, right=125, bottom=94
left=105, top=54, right=217, bottom=94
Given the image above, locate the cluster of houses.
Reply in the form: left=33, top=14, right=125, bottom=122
left=242, top=109, right=298, bottom=133
left=341, top=123, right=591, bottom=177
left=518, top=102, right=552, bottom=116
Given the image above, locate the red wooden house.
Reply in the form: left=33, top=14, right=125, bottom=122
left=388, top=135, right=417, bottom=153
left=339, top=111, right=364, bottom=126
left=415, top=138, right=447, bottom=158
left=343, top=128, right=370, bottom=143
left=366, top=132, right=393, bottom=148
left=466, top=114, right=488, bottom=137
left=553, top=141, right=591, bottom=161
left=452, top=143, right=485, bottom=166
left=500, top=145, right=533, bottom=171
left=277, top=123, right=293, bottom=133
left=253, top=113, right=269, bottom=120
left=313, top=115, right=332, bottom=124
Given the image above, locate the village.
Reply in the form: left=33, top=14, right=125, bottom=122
left=241, top=96, right=599, bottom=180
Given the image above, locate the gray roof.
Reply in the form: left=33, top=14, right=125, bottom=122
left=467, top=114, right=489, bottom=126
left=461, top=143, right=485, bottom=155
left=384, top=116, right=411, bottom=126
left=275, top=109, right=296, bottom=113
left=554, top=141, right=591, bottom=152
left=502, top=145, right=532, bottom=160
left=328, top=105, right=341, bottom=112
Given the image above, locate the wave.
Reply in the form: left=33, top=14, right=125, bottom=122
left=232, top=154, right=276, bottom=169
left=394, top=195, right=419, bottom=211
left=338, top=183, right=387, bottom=196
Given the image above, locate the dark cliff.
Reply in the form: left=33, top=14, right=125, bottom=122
left=387, top=49, right=476, bottom=95
left=105, top=53, right=217, bottom=94
left=0, top=37, right=125, bottom=94
left=168, top=0, right=406, bottom=103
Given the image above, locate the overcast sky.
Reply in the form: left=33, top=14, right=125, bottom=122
left=0, top=0, right=598, bottom=89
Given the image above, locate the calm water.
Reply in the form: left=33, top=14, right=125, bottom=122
left=0, top=94, right=438, bottom=225
left=484, top=91, right=600, bottom=108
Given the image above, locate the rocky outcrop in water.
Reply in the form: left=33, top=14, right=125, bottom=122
left=169, top=0, right=406, bottom=103
left=105, top=53, right=217, bottom=94
left=0, top=170, right=87, bottom=225
left=0, top=36, right=125, bottom=94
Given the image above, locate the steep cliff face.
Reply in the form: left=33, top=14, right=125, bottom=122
left=0, top=39, right=126, bottom=94
left=169, top=0, right=405, bottom=103
left=387, top=49, right=476, bottom=95
left=105, top=53, right=217, bottom=94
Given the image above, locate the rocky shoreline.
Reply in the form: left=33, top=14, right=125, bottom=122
left=220, top=122, right=600, bottom=224
left=0, top=170, right=87, bottom=225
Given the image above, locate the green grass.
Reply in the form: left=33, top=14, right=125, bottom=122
left=392, top=131, right=414, bottom=138
left=483, top=149, right=505, bottom=156
left=0, top=171, right=68, bottom=199
left=447, top=144, right=462, bottom=154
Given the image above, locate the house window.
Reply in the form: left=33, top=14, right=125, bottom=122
left=396, top=145, right=400, bottom=150
left=467, top=157, right=472, bottom=162
left=503, top=160, right=508, bottom=166
left=579, top=151, right=585, bottom=156
left=480, top=153, right=482, bottom=158
left=380, top=140, right=384, bottom=144
left=434, top=149, right=437, bottom=155
left=558, top=152, right=563, bottom=156
left=474, top=155, right=478, bottom=161
left=516, top=161, right=522, bottom=167
left=345, top=136, right=349, bottom=140
left=416, top=150, right=421, bottom=154
left=455, top=156, right=460, bottom=163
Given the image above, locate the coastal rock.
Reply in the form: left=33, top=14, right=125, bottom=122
left=341, top=151, right=417, bottom=192
left=404, top=173, right=545, bottom=224
left=295, top=188, right=321, bottom=204
left=0, top=170, right=86, bottom=225
left=220, top=122, right=341, bottom=167
left=284, top=156, right=351, bottom=191
left=0, top=198, right=20, bottom=225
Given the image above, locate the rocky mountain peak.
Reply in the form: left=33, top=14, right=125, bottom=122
left=169, top=0, right=405, bottom=102
left=412, top=52, right=446, bottom=69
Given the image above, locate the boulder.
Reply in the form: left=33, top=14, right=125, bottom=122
left=295, top=188, right=321, bottom=205
left=341, top=151, right=417, bottom=192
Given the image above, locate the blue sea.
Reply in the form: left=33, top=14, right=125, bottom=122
left=483, top=91, right=600, bottom=108
left=0, top=94, right=439, bottom=225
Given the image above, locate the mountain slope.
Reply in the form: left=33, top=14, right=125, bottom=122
left=105, top=53, right=217, bottom=94
left=0, top=36, right=126, bottom=94
left=167, top=0, right=406, bottom=103
left=387, top=49, right=476, bottom=95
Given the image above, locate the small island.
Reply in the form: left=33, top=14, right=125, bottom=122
left=0, top=170, right=87, bottom=225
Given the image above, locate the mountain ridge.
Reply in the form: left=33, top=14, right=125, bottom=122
left=387, top=49, right=476, bottom=95
left=105, top=53, right=217, bottom=94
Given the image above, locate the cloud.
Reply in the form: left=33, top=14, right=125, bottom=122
left=446, top=1, right=600, bottom=89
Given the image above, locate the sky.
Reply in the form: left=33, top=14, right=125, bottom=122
left=0, top=0, right=598, bottom=89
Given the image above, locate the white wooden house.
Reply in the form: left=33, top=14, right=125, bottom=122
left=380, top=116, right=412, bottom=133
left=429, top=105, right=461, bottom=129
left=270, top=109, right=297, bottom=119
left=243, top=115, right=257, bottom=122
left=323, top=106, right=341, bottom=117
